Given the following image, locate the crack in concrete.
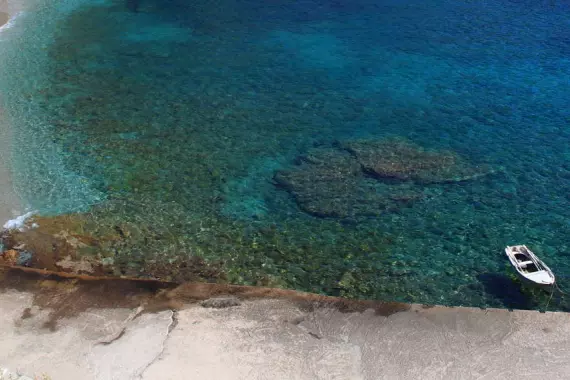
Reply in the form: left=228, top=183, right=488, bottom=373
left=136, top=309, right=177, bottom=380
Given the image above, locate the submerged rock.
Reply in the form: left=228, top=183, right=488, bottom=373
left=15, top=251, right=33, bottom=266
left=343, top=138, right=493, bottom=184
left=0, top=210, right=227, bottom=283
left=275, top=137, right=496, bottom=218
left=274, top=148, right=420, bottom=218
left=0, top=249, right=19, bottom=265
left=0, top=214, right=114, bottom=274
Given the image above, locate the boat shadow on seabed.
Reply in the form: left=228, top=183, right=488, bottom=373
left=477, top=272, right=569, bottom=312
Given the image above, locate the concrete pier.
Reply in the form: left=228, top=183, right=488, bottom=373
left=1, top=267, right=569, bottom=380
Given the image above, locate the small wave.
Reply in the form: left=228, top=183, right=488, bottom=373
left=2, top=210, right=35, bottom=231
left=0, top=12, right=24, bottom=33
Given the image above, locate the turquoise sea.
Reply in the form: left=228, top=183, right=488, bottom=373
left=2, top=0, right=570, bottom=310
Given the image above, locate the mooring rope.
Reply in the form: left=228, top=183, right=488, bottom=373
left=544, top=280, right=569, bottom=311
left=545, top=283, right=555, bottom=311
left=554, top=281, right=570, bottom=294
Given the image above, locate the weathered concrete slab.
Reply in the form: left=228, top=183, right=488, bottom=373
left=2, top=291, right=570, bottom=379
left=141, top=299, right=363, bottom=380
left=141, top=300, right=570, bottom=380
left=1, top=269, right=570, bottom=379
left=0, top=290, right=173, bottom=380
left=90, top=311, right=174, bottom=379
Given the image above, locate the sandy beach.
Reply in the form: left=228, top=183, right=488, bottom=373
left=0, top=1, right=22, bottom=224
left=0, top=11, right=9, bottom=28
left=0, top=109, right=21, bottom=225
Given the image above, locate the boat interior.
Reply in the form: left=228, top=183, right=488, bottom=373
left=513, top=253, right=540, bottom=273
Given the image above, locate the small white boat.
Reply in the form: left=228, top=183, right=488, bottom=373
left=505, top=245, right=555, bottom=287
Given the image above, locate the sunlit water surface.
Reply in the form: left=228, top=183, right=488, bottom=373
left=2, top=0, right=570, bottom=310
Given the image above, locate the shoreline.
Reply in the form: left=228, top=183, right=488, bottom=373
left=0, top=11, right=8, bottom=28
left=0, top=107, right=21, bottom=225
left=0, top=2, right=23, bottom=224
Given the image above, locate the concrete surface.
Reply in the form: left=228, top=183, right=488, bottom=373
left=1, top=281, right=570, bottom=380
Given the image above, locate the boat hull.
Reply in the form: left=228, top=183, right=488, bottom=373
left=514, top=272, right=554, bottom=289
left=505, top=245, right=555, bottom=288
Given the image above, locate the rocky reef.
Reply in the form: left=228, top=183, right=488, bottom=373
left=0, top=137, right=498, bottom=301
left=275, top=137, right=496, bottom=218
left=343, top=138, right=494, bottom=184
left=274, top=147, right=421, bottom=218
left=0, top=212, right=225, bottom=284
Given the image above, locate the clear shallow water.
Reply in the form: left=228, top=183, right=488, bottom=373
left=4, top=0, right=570, bottom=309
left=0, top=0, right=106, bottom=214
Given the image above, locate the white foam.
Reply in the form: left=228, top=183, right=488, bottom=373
left=0, top=12, right=24, bottom=33
left=3, top=210, right=35, bottom=231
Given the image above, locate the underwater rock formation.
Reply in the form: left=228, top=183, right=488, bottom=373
left=274, top=147, right=421, bottom=218
left=125, top=0, right=140, bottom=12
left=0, top=212, right=226, bottom=283
left=0, top=214, right=110, bottom=274
left=275, top=137, right=495, bottom=218
left=343, top=138, right=492, bottom=184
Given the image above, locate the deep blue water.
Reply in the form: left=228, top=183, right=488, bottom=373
left=3, top=0, right=570, bottom=309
